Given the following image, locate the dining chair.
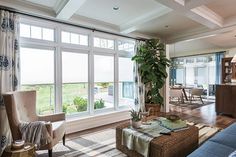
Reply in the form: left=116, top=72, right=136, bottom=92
left=169, top=89, right=183, bottom=112
left=190, top=88, right=204, bottom=104
left=3, top=90, right=66, bottom=157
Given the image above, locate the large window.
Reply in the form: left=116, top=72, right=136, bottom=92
left=62, top=52, right=88, bottom=115
left=20, top=47, right=55, bottom=115
left=171, top=54, right=218, bottom=98
left=19, top=18, right=135, bottom=117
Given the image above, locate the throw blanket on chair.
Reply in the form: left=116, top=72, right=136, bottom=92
left=19, top=121, right=52, bottom=149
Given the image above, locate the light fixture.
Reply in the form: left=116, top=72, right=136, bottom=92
left=113, top=6, right=119, bottom=10
left=231, top=54, right=236, bottom=83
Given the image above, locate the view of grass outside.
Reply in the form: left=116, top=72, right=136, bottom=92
left=21, top=82, right=134, bottom=115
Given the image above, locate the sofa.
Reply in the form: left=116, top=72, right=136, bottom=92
left=188, top=123, right=236, bottom=157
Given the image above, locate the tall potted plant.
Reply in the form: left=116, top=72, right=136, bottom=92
left=132, top=39, right=170, bottom=115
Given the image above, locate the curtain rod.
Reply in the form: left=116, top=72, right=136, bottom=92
left=0, top=5, right=146, bottom=41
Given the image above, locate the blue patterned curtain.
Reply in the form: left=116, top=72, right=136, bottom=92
left=0, top=10, right=20, bottom=155
left=133, top=40, right=145, bottom=112
left=215, top=51, right=225, bottom=84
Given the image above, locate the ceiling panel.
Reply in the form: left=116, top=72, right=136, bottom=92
left=136, top=12, right=202, bottom=37
left=205, top=30, right=236, bottom=48
left=75, top=0, right=165, bottom=26
left=206, top=0, right=236, bottom=19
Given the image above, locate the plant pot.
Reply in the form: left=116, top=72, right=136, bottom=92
left=145, top=104, right=161, bottom=116
left=130, top=120, right=141, bottom=128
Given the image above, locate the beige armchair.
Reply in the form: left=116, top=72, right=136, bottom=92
left=3, top=90, right=66, bottom=157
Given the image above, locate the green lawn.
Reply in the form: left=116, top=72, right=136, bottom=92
left=21, top=83, right=88, bottom=115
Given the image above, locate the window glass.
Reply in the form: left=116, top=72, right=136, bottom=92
left=119, top=57, right=134, bottom=107
left=94, top=55, right=114, bottom=110
left=20, top=24, right=30, bottom=38
left=118, top=41, right=135, bottom=53
left=61, top=31, right=70, bottom=43
left=94, top=37, right=114, bottom=49
left=61, top=31, right=89, bottom=46
left=71, top=33, right=79, bottom=44
left=42, top=28, right=54, bottom=41
left=62, top=52, right=88, bottom=115
left=31, top=26, right=42, bottom=39
left=80, top=35, right=88, bottom=46
left=20, top=47, right=54, bottom=115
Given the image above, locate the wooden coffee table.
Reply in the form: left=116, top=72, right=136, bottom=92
left=116, top=118, right=198, bottom=157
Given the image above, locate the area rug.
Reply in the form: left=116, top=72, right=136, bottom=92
left=169, top=100, right=214, bottom=110
left=37, top=122, right=221, bottom=157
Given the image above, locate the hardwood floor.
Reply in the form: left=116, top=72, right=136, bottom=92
left=169, top=103, right=235, bottom=129
left=67, top=103, right=236, bottom=139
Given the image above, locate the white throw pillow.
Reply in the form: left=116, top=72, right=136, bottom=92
left=229, top=151, right=236, bottom=157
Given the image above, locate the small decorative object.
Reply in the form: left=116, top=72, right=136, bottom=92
left=140, top=111, right=149, bottom=122
left=130, top=109, right=141, bottom=128
left=11, top=140, right=25, bottom=150
left=166, top=114, right=180, bottom=122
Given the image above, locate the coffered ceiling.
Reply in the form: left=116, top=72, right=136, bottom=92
left=1, top=0, right=236, bottom=54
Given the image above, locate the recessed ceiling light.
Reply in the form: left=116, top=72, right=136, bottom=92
left=165, top=25, right=169, bottom=28
left=113, top=6, right=119, bottom=10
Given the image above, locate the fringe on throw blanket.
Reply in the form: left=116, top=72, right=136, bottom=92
left=19, top=121, right=52, bottom=149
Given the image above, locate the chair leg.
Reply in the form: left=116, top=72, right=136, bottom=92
left=63, top=134, right=66, bottom=146
left=48, top=149, right=52, bottom=157
left=200, top=96, right=204, bottom=104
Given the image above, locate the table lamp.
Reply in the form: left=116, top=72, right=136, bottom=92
left=231, top=55, right=236, bottom=83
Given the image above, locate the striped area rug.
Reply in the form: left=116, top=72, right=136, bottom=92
left=37, top=122, right=221, bottom=157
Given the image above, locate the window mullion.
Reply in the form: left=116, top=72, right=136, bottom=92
left=114, top=39, right=119, bottom=110
left=89, top=32, right=94, bottom=115
left=55, top=27, right=62, bottom=113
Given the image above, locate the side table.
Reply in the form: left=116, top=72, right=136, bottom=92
left=2, top=143, right=36, bottom=157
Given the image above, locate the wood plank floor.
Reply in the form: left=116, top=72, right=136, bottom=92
left=169, top=103, right=235, bottom=129
left=67, top=103, right=236, bottom=139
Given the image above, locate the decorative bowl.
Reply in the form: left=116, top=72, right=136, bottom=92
left=166, top=114, right=180, bottom=122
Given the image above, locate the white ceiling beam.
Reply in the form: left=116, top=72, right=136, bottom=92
left=191, top=6, right=223, bottom=28
left=155, top=0, right=223, bottom=29
left=56, top=0, right=87, bottom=20
left=166, top=24, right=236, bottom=43
left=185, top=0, right=219, bottom=9
left=120, top=7, right=172, bottom=34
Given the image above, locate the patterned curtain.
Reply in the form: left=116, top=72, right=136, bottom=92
left=0, top=10, right=20, bottom=155
left=133, top=40, right=145, bottom=112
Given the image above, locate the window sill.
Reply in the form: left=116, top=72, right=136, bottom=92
left=65, top=109, right=130, bottom=134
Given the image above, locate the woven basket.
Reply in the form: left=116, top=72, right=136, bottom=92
left=145, top=104, right=160, bottom=116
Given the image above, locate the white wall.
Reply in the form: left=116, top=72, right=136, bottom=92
left=226, top=47, right=236, bottom=57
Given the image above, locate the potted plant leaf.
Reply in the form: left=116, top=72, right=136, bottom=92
left=132, top=39, right=170, bottom=115
left=130, top=109, right=141, bottom=128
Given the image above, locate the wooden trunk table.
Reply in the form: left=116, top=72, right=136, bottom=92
left=2, top=143, right=36, bottom=157
left=116, top=119, right=199, bottom=157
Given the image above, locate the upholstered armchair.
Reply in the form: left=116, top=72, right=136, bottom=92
left=3, top=90, right=66, bottom=157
